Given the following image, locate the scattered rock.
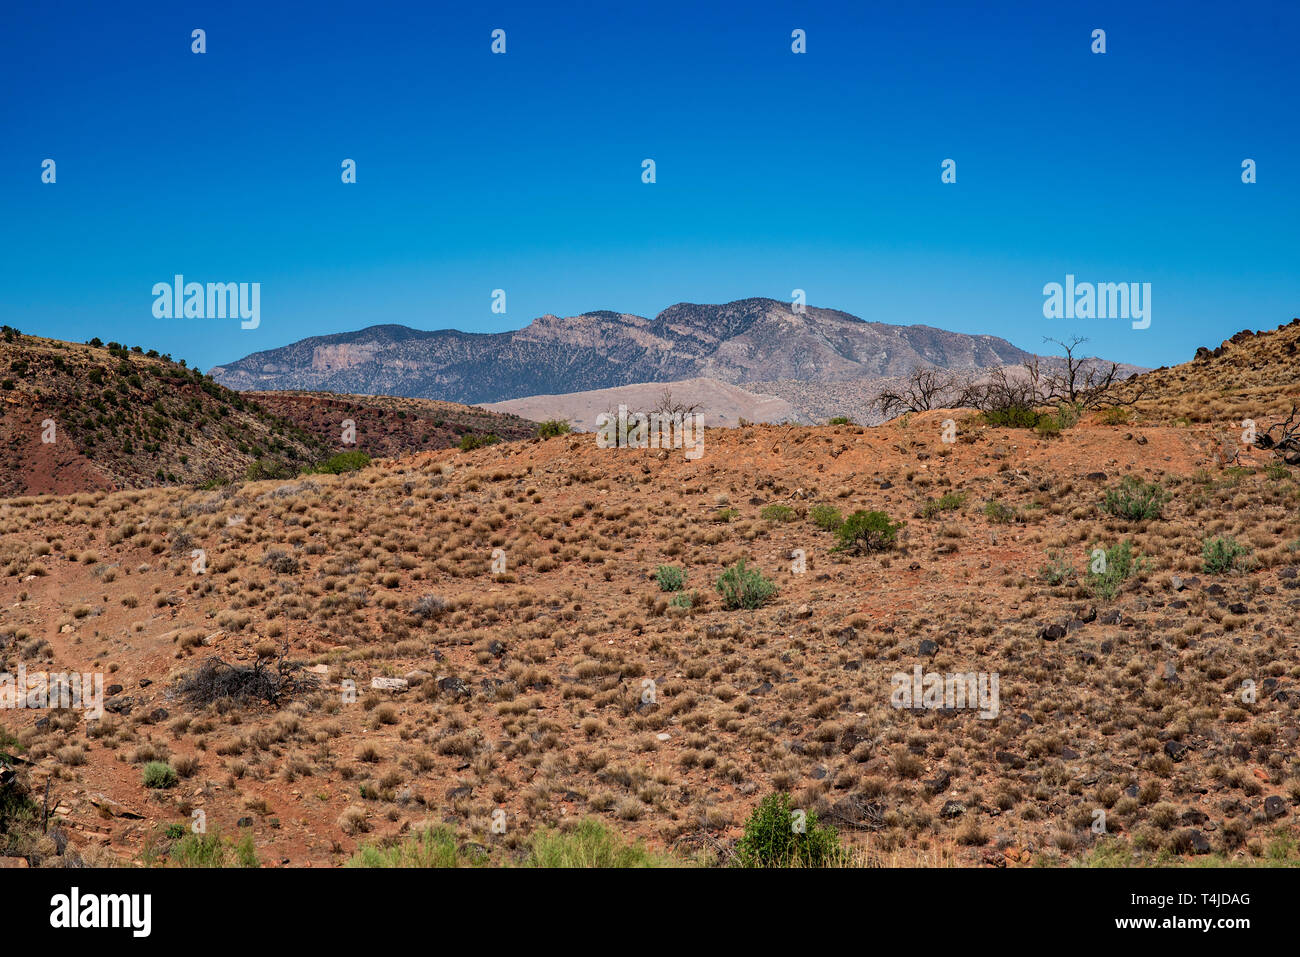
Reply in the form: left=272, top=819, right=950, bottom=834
left=1184, top=829, right=1211, bottom=854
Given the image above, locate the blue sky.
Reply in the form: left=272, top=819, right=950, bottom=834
left=1, top=0, right=1296, bottom=374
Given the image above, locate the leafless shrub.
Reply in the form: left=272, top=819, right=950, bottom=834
left=177, top=653, right=318, bottom=707
left=875, top=367, right=976, bottom=418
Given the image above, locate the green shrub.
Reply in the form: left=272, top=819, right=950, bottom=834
left=1102, top=476, right=1169, bottom=521
left=810, top=505, right=843, bottom=530
left=347, top=825, right=484, bottom=868
left=826, top=416, right=853, bottom=426
left=523, top=819, right=677, bottom=868
left=760, top=504, right=797, bottom=523
left=833, top=510, right=903, bottom=554
left=235, top=832, right=259, bottom=868
left=982, top=500, right=1019, bottom=524
left=143, top=761, right=178, bottom=789
left=1054, top=403, right=1082, bottom=429
left=1034, top=415, right=1062, bottom=438
left=537, top=419, right=572, bottom=439
left=460, top=433, right=501, bottom=451
left=1202, top=536, right=1251, bottom=574
left=920, top=492, right=965, bottom=519
left=1038, top=549, right=1077, bottom=585
left=245, top=458, right=292, bottom=482
left=1086, top=540, right=1145, bottom=601
left=734, top=793, right=844, bottom=868
left=168, top=828, right=259, bottom=868
left=982, top=406, right=1042, bottom=429
left=669, top=591, right=696, bottom=609
left=714, top=508, right=738, bottom=523
left=309, top=451, right=371, bottom=474
left=716, top=560, right=778, bottom=610
left=654, top=564, right=686, bottom=592
left=0, top=764, right=38, bottom=852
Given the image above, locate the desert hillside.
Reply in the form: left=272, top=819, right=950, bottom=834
left=248, top=391, right=537, bottom=456
left=0, top=330, right=537, bottom=497
left=2, top=321, right=1298, bottom=868
left=0, top=331, right=329, bottom=496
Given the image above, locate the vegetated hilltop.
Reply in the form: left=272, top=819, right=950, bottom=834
left=0, top=329, right=542, bottom=498
left=207, top=298, right=1044, bottom=405
left=249, top=391, right=537, bottom=458
left=2, top=320, right=1299, bottom=869
left=1118, top=318, right=1300, bottom=426
left=0, top=328, right=326, bottom=496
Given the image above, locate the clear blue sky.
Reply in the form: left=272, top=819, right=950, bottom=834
left=1, top=0, right=1296, bottom=374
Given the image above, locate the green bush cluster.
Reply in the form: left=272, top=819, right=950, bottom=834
left=536, top=419, right=572, bottom=439
left=654, top=564, right=686, bottom=592
left=716, top=560, right=777, bottom=610
left=1087, top=540, right=1145, bottom=600
left=1102, top=476, right=1169, bottom=521
left=143, top=761, right=178, bottom=789
left=833, top=510, right=903, bottom=554
left=734, top=793, right=844, bottom=868
left=460, top=433, right=501, bottom=451
left=1202, top=536, right=1250, bottom=574
left=810, top=505, right=843, bottom=530
left=309, top=451, right=371, bottom=474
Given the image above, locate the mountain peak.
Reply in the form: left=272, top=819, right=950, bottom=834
left=208, top=298, right=1049, bottom=406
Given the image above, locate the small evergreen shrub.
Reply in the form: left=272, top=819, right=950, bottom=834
left=1086, top=539, right=1145, bottom=601
left=537, top=419, right=572, bottom=439
left=1102, top=476, right=1169, bottom=521
left=1202, top=536, right=1250, bottom=574
left=143, top=761, right=178, bottom=789
left=920, top=492, right=965, bottom=519
left=654, top=565, right=686, bottom=592
left=734, top=793, right=844, bottom=868
left=983, top=500, right=1019, bottom=524
left=760, top=504, right=797, bottom=523
left=460, top=433, right=501, bottom=451
left=716, top=560, right=777, bottom=610
left=810, top=505, right=843, bottom=530
left=833, top=510, right=903, bottom=554
left=310, top=451, right=370, bottom=474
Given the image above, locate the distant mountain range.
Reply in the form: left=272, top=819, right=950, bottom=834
left=208, top=298, right=1051, bottom=405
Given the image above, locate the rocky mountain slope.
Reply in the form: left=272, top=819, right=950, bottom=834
left=208, top=299, right=1041, bottom=404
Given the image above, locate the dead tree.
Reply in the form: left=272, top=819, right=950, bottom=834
left=1258, top=404, right=1300, bottom=464
left=651, top=389, right=702, bottom=417
left=1021, top=336, right=1145, bottom=411
left=875, top=367, right=975, bottom=418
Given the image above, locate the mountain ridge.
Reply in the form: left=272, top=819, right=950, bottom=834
left=208, top=298, right=1051, bottom=404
